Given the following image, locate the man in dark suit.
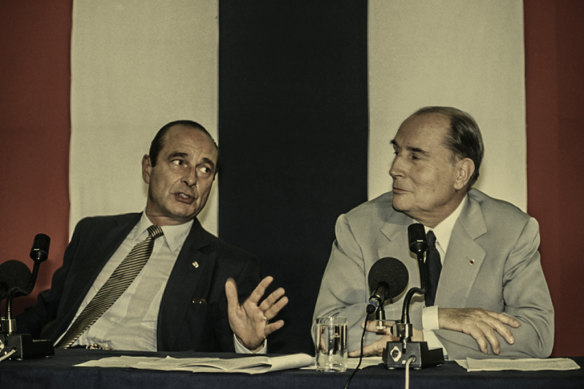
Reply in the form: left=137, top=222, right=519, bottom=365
left=17, top=120, right=287, bottom=352
left=313, top=107, right=554, bottom=359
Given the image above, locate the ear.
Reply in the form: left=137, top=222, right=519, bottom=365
left=454, top=158, right=475, bottom=190
left=142, top=154, right=152, bottom=184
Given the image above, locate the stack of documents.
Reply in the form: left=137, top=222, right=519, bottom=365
left=456, top=357, right=581, bottom=372
left=76, top=353, right=314, bottom=374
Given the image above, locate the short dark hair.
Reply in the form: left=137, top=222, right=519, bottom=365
left=412, top=106, right=484, bottom=187
left=148, top=120, right=218, bottom=167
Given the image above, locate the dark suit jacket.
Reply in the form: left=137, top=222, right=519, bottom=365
left=16, top=213, right=260, bottom=352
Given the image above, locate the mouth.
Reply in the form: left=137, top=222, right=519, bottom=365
left=175, top=192, right=196, bottom=204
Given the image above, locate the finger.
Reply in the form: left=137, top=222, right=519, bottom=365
left=258, top=287, right=286, bottom=311
left=225, top=278, right=240, bottom=313
left=363, top=320, right=392, bottom=334
left=364, top=320, right=378, bottom=332
left=481, top=326, right=501, bottom=354
left=263, top=295, right=289, bottom=319
left=357, top=338, right=387, bottom=356
left=483, top=312, right=517, bottom=345
left=264, top=319, right=285, bottom=336
left=246, top=276, right=274, bottom=305
left=492, top=322, right=516, bottom=346
left=488, top=311, right=521, bottom=329
left=468, top=328, right=489, bottom=354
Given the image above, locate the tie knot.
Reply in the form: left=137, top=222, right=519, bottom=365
left=147, top=225, right=164, bottom=240
left=427, top=230, right=437, bottom=247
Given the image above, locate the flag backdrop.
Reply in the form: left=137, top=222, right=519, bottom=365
left=1, top=0, right=583, bottom=356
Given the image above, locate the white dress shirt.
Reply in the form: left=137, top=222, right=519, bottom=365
left=420, top=195, right=467, bottom=357
left=56, top=214, right=191, bottom=351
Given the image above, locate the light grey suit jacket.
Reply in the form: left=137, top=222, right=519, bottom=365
left=313, top=189, right=554, bottom=359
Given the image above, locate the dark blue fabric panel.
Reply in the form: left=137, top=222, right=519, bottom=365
left=219, top=0, right=368, bottom=354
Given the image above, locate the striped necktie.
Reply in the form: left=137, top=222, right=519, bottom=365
left=425, top=230, right=441, bottom=307
left=56, top=225, right=164, bottom=349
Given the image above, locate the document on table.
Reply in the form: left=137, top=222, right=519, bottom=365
left=456, top=357, right=581, bottom=372
left=75, top=353, right=314, bottom=374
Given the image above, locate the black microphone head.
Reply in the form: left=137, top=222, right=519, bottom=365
left=30, top=233, right=51, bottom=262
left=0, top=259, right=32, bottom=299
left=368, top=257, right=409, bottom=301
left=408, top=223, right=427, bottom=254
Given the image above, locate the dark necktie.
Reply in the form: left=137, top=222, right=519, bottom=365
left=425, top=230, right=441, bottom=307
left=56, top=225, right=164, bottom=349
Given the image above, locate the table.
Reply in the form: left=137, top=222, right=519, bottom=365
left=0, top=350, right=582, bottom=389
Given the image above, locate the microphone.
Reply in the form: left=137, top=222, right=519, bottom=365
left=367, top=257, right=408, bottom=314
left=407, top=223, right=428, bottom=293
left=29, top=234, right=50, bottom=263
left=0, top=260, right=32, bottom=300
left=408, top=223, right=427, bottom=255
left=25, top=233, right=51, bottom=294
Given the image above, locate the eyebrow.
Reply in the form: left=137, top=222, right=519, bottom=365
left=168, top=152, right=189, bottom=159
left=168, top=152, right=216, bottom=169
left=390, top=139, right=428, bottom=155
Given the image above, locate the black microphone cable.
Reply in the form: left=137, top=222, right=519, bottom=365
left=343, top=317, right=368, bottom=389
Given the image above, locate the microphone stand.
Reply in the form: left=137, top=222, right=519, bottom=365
left=0, top=235, right=54, bottom=360
left=382, top=225, right=444, bottom=369
left=1, top=293, right=54, bottom=360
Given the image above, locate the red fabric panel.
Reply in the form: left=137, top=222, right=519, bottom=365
left=0, top=1, right=72, bottom=313
left=525, top=0, right=584, bottom=356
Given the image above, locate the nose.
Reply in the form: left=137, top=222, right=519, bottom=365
left=389, top=154, right=403, bottom=179
left=183, top=166, right=198, bottom=187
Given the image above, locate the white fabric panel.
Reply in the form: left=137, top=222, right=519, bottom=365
left=70, top=0, right=219, bottom=234
left=369, top=0, right=527, bottom=210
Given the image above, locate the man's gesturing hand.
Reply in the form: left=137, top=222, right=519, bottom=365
left=438, top=308, right=520, bottom=354
left=225, top=276, right=288, bottom=351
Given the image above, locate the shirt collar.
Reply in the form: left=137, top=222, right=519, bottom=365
left=136, top=212, right=193, bottom=255
left=423, top=195, right=467, bottom=253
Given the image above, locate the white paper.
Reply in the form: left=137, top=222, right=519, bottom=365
left=456, top=357, right=581, bottom=372
left=75, top=353, right=314, bottom=374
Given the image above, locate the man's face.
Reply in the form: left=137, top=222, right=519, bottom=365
left=389, top=113, right=469, bottom=227
left=142, top=125, right=218, bottom=226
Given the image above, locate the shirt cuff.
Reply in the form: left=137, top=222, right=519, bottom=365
left=422, top=305, right=447, bottom=357
left=233, top=334, right=268, bottom=354
left=422, top=305, right=440, bottom=330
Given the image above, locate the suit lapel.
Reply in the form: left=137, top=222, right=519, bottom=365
left=53, top=214, right=140, bottom=339
left=379, top=210, right=422, bottom=287
left=75, top=215, right=140, bottom=292
left=436, top=195, right=487, bottom=306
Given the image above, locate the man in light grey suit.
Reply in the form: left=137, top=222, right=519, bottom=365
left=313, top=106, right=554, bottom=359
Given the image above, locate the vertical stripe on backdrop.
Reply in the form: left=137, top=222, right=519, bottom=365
left=70, top=0, right=219, bottom=235
left=0, top=1, right=72, bottom=312
left=369, top=0, right=527, bottom=209
left=524, top=0, right=584, bottom=357
left=218, top=0, right=369, bottom=353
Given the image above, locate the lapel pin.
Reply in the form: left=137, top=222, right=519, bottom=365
left=192, top=260, right=200, bottom=269
left=469, top=258, right=475, bottom=265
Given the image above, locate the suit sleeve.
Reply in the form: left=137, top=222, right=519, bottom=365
left=214, top=253, right=260, bottom=352
left=435, top=217, right=554, bottom=359
left=312, top=214, right=385, bottom=353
